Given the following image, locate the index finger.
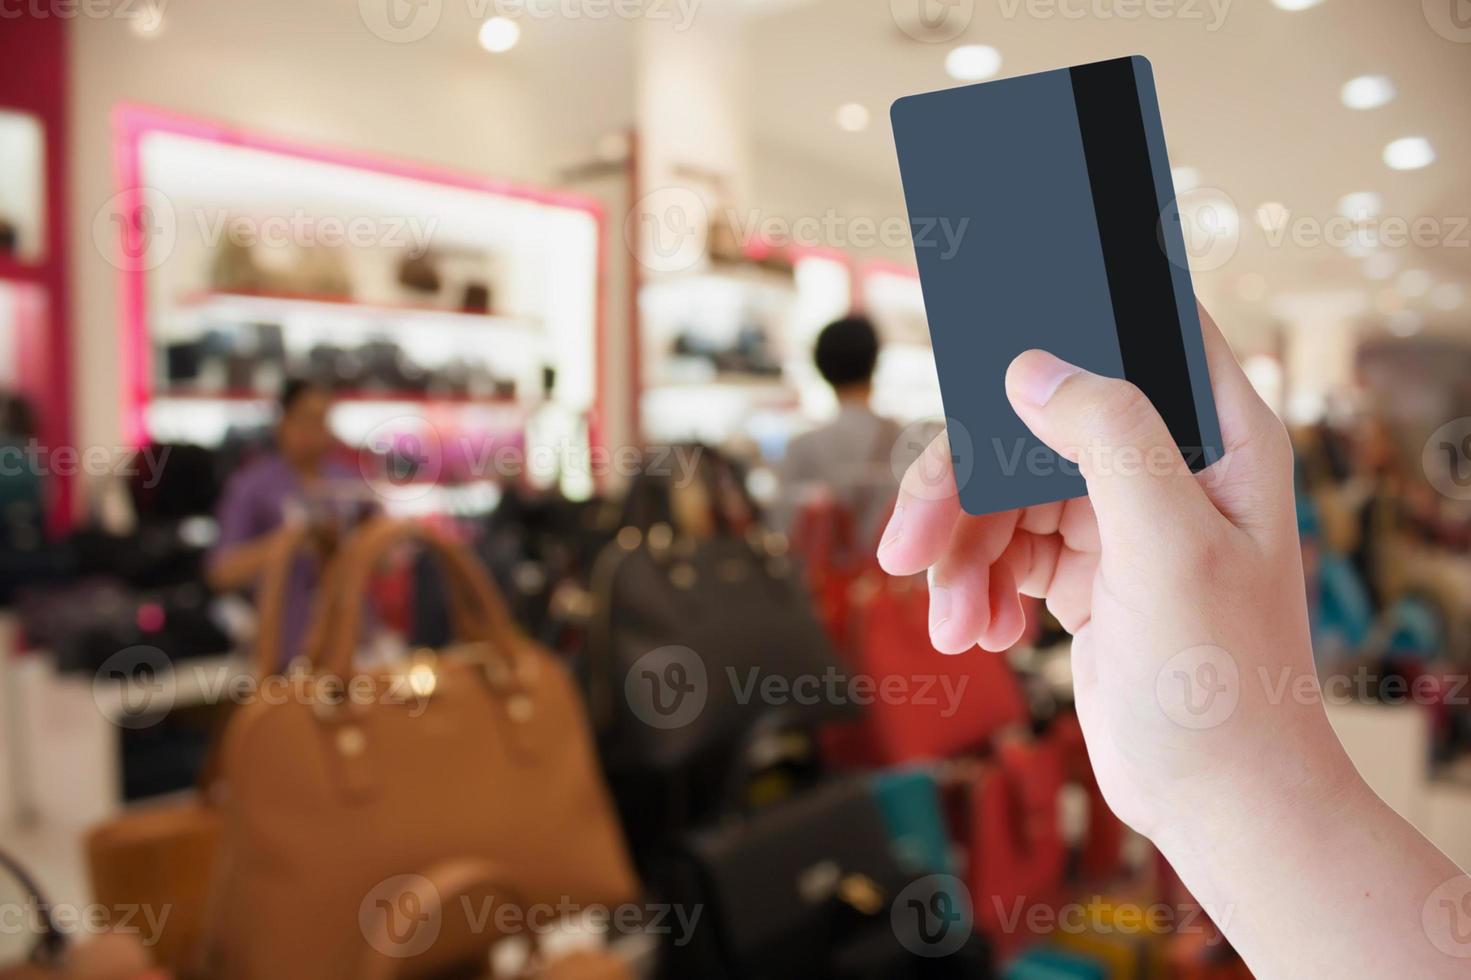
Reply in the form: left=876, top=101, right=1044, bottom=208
left=877, top=431, right=964, bottom=576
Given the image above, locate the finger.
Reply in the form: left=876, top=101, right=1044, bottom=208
left=1043, top=546, right=1098, bottom=634
left=1018, top=500, right=1064, bottom=536
left=978, top=557, right=1025, bottom=652
left=1194, top=304, right=1295, bottom=536
left=928, top=509, right=1019, bottom=654
left=1006, top=350, right=1215, bottom=551
left=877, top=432, right=964, bottom=576
left=1058, top=495, right=1101, bottom=554
left=1197, top=302, right=1281, bottom=456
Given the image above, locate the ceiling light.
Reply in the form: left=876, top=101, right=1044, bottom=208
left=1271, top=0, right=1324, bottom=9
left=1364, top=252, right=1398, bottom=281
left=478, top=17, right=520, bottom=53
left=1254, top=202, right=1288, bottom=232
left=1383, top=136, right=1435, bottom=171
left=945, top=45, right=1002, bottom=82
left=1337, top=191, right=1381, bottom=221
left=1386, top=311, right=1423, bottom=337
left=1397, top=269, right=1431, bottom=298
left=1171, top=167, right=1200, bottom=192
left=1430, top=282, right=1465, bottom=311
left=1340, top=75, right=1395, bottom=110
left=836, top=103, right=870, bottom=132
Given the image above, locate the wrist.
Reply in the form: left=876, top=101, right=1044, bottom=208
left=1151, top=706, right=1365, bottom=863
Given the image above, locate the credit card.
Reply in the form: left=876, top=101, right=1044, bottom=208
left=890, top=55, right=1223, bottom=516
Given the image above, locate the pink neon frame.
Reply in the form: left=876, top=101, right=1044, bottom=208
left=110, top=103, right=610, bottom=454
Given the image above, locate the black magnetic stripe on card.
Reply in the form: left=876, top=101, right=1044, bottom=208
left=1068, top=58, right=1204, bottom=459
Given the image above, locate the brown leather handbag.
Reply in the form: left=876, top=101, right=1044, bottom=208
left=204, top=518, right=639, bottom=980
left=85, top=525, right=319, bottom=977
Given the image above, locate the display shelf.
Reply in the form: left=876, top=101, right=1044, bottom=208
left=111, top=105, right=605, bottom=493
left=153, top=387, right=521, bottom=406
left=637, top=251, right=852, bottom=449
left=171, top=288, right=543, bottom=333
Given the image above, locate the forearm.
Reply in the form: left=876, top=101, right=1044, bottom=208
left=1153, top=722, right=1469, bottom=978
left=205, top=532, right=282, bottom=592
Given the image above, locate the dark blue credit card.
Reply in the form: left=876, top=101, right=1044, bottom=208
left=890, top=55, right=1223, bottom=516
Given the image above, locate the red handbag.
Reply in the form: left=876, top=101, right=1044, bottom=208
left=823, top=575, right=1029, bottom=766
left=967, top=736, right=1068, bottom=956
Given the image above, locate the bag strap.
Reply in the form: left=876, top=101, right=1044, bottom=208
left=0, top=849, right=64, bottom=967
left=253, top=521, right=326, bottom=678
left=313, top=518, right=523, bottom=680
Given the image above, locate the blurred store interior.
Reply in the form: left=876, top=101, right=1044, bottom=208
left=1, top=0, right=1470, bottom=977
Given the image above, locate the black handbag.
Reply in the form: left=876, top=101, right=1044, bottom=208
left=659, top=774, right=954, bottom=980
left=587, top=447, right=850, bottom=771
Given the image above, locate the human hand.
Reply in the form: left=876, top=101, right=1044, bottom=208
left=877, top=305, right=1349, bottom=839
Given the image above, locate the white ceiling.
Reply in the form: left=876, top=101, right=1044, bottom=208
left=744, top=0, right=1471, bottom=344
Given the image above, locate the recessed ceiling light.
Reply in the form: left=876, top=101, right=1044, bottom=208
left=836, top=103, right=871, bottom=132
left=1364, top=252, right=1399, bottom=281
left=1337, top=191, right=1382, bottom=221
left=1271, top=0, right=1324, bottom=9
left=1340, top=75, right=1395, bottom=110
left=1387, top=311, right=1423, bottom=337
left=1430, top=282, right=1465, bottom=311
left=478, top=17, right=520, bottom=53
left=1171, top=166, right=1200, bottom=192
left=1397, top=269, right=1431, bottom=298
left=1254, top=201, right=1288, bottom=232
left=945, top=45, right=1002, bottom=82
left=1384, top=136, right=1435, bottom=170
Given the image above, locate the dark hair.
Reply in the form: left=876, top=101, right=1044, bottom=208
left=279, top=378, right=330, bottom=416
left=813, top=315, right=880, bottom=389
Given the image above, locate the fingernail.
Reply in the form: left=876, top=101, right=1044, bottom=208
left=1010, top=351, right=1081, bottom=407
left=929, top=586, right=952, bottom=637
left=878, top=501, right=905, bottom=554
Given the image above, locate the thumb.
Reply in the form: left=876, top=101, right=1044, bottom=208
left=1005, top=349, right=1212, bottom=543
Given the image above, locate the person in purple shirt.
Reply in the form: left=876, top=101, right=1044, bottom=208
left=208, top=379, right=368, bottom=671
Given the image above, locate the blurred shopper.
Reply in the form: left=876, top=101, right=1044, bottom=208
left=777, top=315, right=903, bottom=547
left=207, top=379, right=362, bottom=668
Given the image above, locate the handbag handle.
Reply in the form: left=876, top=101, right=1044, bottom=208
left=253, top=520, right=330, bottom=678
left=0, top=849, right=64, bottom=968
left=314, top=518, right=523, bottom=680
